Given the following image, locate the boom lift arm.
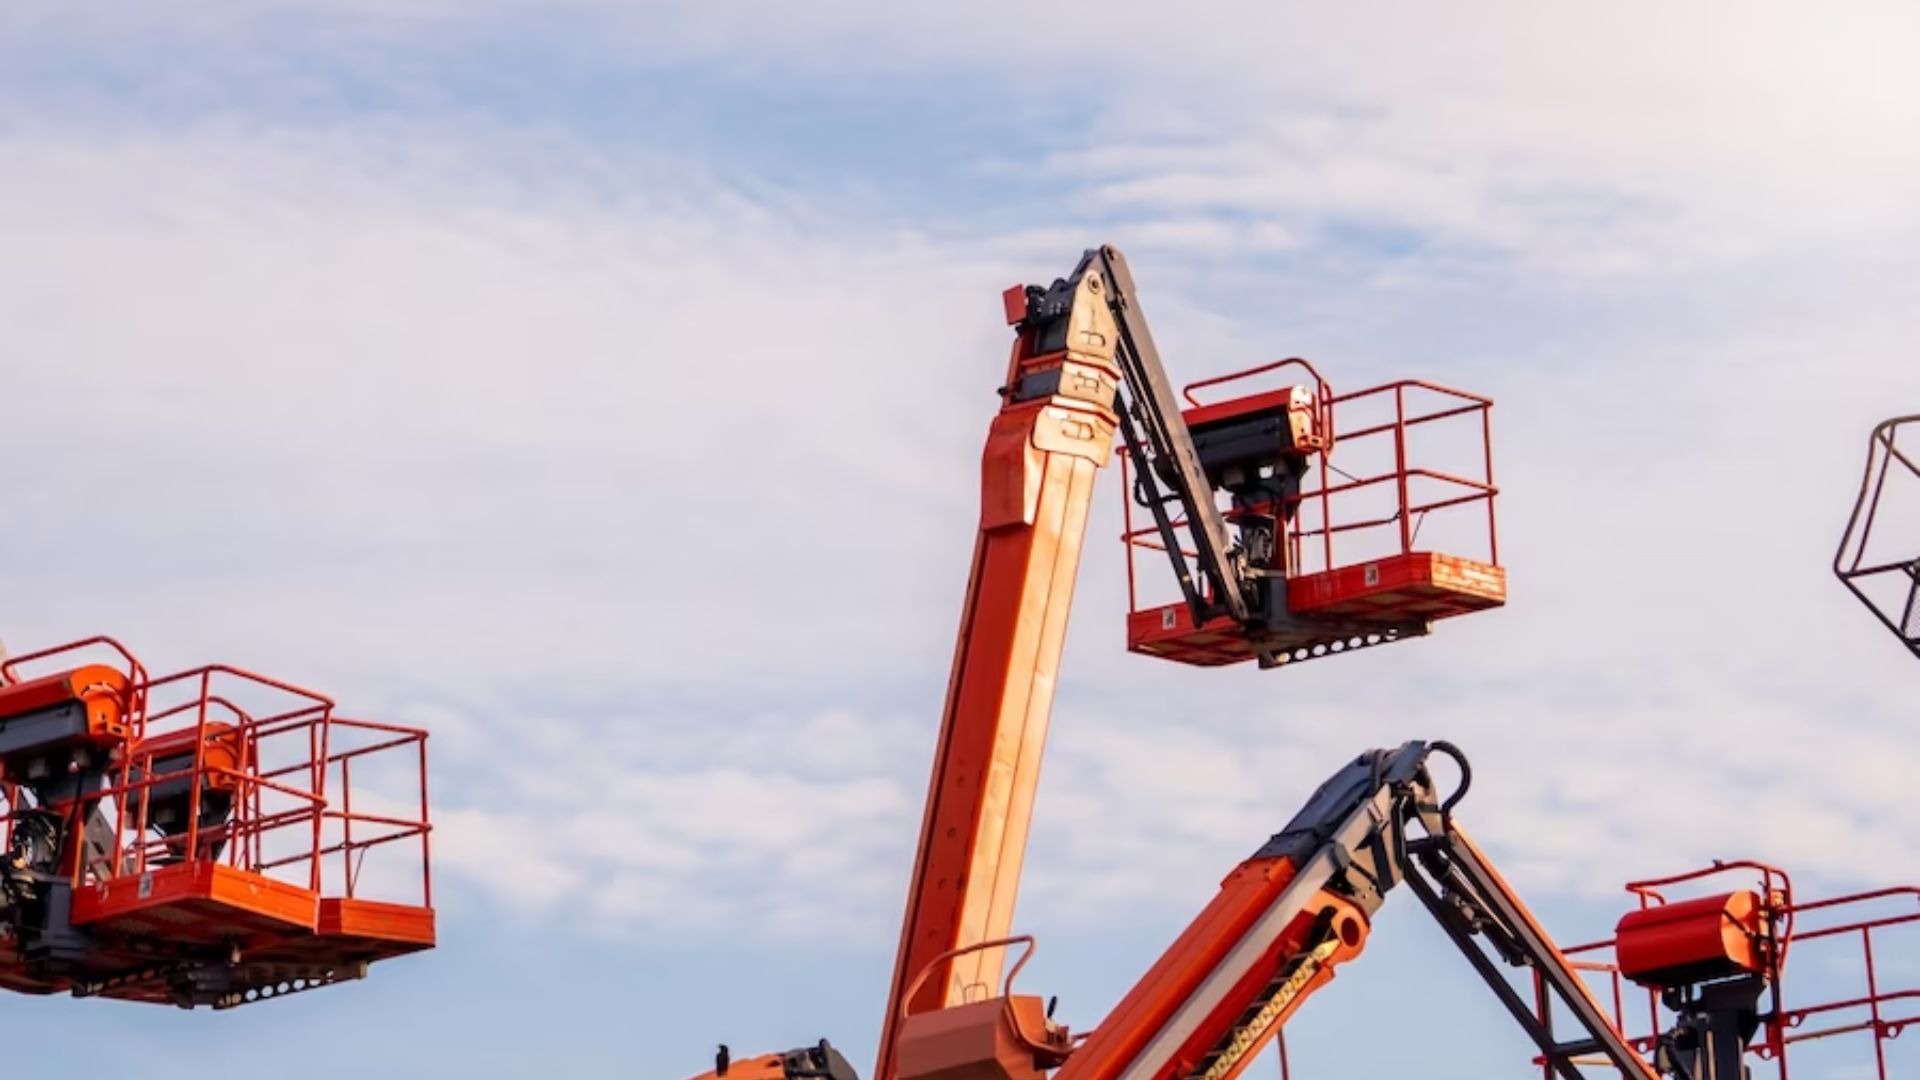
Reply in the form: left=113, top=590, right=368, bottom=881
left=691, top=248, right=1506, bottom=1079
left=875, top=246, right=1296, bottom=1080
left=688, top=246, right=1251, bottom=1080
left=1026, top=741, right=1660, bottom=1080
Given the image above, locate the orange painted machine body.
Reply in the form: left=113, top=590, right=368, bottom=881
left=1053, top=857, right=1368, bottom=1080
left=874, top=255, right=1511, bottom=1080
left=874, top=271, right=1123, bottom=1079
left=133, top=719, right=248, bottom=784
left=684, top=1053, right=801, bottom=1080
left=0, top=663, right=134, bottom=770
left=896, top=996, right=1064, bottom=1080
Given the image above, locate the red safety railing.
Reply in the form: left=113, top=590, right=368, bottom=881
left=1287, top=379, right=1498, bottom=577
left=1121, top=366, right=1498, bottom=613
left=318, top=716, right=433, bottom=907
left=1536, top=862, right=1918, bottom=1080
left=1182, top=358, right=1335, bottom=448
left=0, top=638, right=430, bottom=909
left=110, top=662, right=334, bottom=891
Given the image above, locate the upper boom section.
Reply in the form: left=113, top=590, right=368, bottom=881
left=874, top=250, right=1130, bottom=1080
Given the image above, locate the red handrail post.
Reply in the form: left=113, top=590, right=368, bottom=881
left=1393, top=384, right=1412, bottom=553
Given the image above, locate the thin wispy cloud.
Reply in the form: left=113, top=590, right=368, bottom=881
left=2, top=5, right=1916, bottom=1077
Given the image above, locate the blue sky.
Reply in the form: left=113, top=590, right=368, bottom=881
left=3, top=3, right=1919, bottom=1078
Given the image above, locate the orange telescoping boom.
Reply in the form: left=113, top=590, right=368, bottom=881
left=870, top=249, right=1506, bottom=1077
left=1042, top=741, right=1658, bottom=1080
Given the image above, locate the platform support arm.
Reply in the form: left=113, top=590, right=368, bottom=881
left=1091, top=246, right=1253, bottom=628
left=1401, top=821, right=1659, bottom=1080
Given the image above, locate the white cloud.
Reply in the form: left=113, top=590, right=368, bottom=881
left=15, top=3, right=1920, bottom=269
left=2, top=2, right=1917, bottom=954
left=423, top=701, right=922, bottom=936
left=137, top=2, right=1920, bottom=267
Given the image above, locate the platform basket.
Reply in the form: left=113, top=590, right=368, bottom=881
left=0, top=638, right=432, bottom=1007
left=1523, top=862, right=1919, bottom=1080
left=1123, top=370, right=1505, bottom=666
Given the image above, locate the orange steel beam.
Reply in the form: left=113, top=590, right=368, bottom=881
left=1046, top=743, right=1660, bottom=1080
left=1052, top=858, right=1370, bottom=1080
left=873, top=268, right=1123, bottom=1080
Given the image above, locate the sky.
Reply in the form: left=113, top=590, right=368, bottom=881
left=2, top=3, right=1919, bottom=1077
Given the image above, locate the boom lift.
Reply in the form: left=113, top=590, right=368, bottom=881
left=875, top=248, right=1504, bottom=1080
left=691, top=246, right=1506, bottom=1079
left=0, top=637, right=434, bottom=1008
left=692, top=248, right=1919, bottom=1080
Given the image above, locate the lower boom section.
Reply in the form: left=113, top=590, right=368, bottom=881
left=1051, top=751, right=1409, bottom=1080
left=1055, top=741, right=1660, bottom=1080
left=696, top=742, right=1669, bottom=1080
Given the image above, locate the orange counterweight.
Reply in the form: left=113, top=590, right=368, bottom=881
left=1615, top=890, right=1766, bottom=988
left=0, top=663, right=134, bottom=769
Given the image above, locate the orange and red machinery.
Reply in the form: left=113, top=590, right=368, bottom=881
left=1836, top=415, right=1920, bottom=659
left=0, top=636, right=433, bottom=1008
left=1026, top=741, right=1660, bottom=1080
left=1121, top=368, right=1502, bottom=667
left=684, top=248, right=1915, bottom=1080
left=885, top=743, right=1918, bottom=1080
left=693, top=246, right=1506, bottom=1079
left=1522, top=862, right=1919, bottom=1080
left=871, top=249, right=1504, bottom=1080
left=692, top=1043, right=860, bottom=1080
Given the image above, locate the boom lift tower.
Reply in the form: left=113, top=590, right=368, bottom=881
left=691, top=246, right=1505, bottom=1079
left=876, top=248, right=1503, bottom=1080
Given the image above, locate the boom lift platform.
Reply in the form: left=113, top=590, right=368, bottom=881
left=1003, top=248, right=1504, bottom=672
left=1121, top=368, right=1501, bottom=667
left=1521, top=863, right=1919, bottom=1080
left=1836, top=415, right=1920, bottom=658
left=0, top=637, right=433, bottom=1008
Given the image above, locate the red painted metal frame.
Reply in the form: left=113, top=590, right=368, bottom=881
left=1287, top=378, right=1498, bottom=576
left=1182, top=357, right=1335, bottom=450
left=0, top=638, right=432, bottom=969
left=1536, top=863, right=1917, bottom=1080
left=1121, top=367, right=1500, bottom=619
